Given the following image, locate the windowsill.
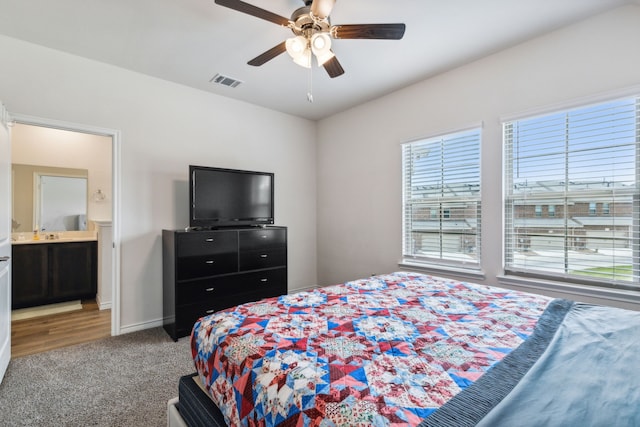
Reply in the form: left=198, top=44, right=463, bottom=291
left=497, top=274, right=640, bottom=307
left=397, top=262, right=640, bottom=309
left=398, top=259, right=486, bottom=282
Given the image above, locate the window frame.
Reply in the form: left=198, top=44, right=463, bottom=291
left=503, top=96, right=640, bottom=291
left=401, top=127, right=482, bottom=271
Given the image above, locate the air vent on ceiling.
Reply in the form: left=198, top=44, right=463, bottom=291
left=210, top=73, right=243, bottom=88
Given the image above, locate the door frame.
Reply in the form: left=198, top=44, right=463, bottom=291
left=10, top=113, right=122, bottom=336
left=0, top=103, right=11, bottom=382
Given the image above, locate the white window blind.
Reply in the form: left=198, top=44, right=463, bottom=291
left=504, top=97, right=640, bottom=289
left=402, top=128, right=481, bottom=268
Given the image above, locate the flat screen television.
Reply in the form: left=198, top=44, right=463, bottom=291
left=189, top=165, right=274, bottom=228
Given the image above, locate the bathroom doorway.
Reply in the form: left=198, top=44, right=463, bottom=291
left=9, top=117, right=120, bottom=355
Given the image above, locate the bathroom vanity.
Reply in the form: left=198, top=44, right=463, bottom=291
left=11, top=234, right=97, bottom=309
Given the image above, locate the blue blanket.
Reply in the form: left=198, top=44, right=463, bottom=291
left=422, top=300, right=640, bottom=426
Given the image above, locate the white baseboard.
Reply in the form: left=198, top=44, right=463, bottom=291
left=95, top=295, right=112, bottom=310
left=118, top=318, right=164, bottom=335
left=287, top=284, right=318, bottom=293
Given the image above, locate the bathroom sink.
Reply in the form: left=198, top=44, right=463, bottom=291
left=11, top=232, right=97, bottom=244
left=57, top=237, right=97, bottom=242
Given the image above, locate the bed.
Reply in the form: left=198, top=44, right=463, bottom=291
left=175, top=271, right=640, bottom=426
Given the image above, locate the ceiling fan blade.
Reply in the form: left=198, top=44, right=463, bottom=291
left=214, top=0, right=290, bottom=26
left=332, top=23, right=406, bottom=40
left=248, top=41, right=287, bottom=66
left=323, top=55, right=344, bottom=78
left=310, top=0, right=336, bottom=20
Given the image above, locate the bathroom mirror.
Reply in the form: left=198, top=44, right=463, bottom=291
left=11, top=164, right=88, bottom=233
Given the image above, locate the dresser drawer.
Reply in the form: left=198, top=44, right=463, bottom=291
left=239, top=248, right=286, bottom=271
left=233, top=268, right=287, bottom=294
left=239, top=228, right=286, bottom=251
left=176, top=275, right=240, bottom=306
left=176, top=300, right=231, bottom=334
left=176, top=253, right=238, bottom=280
left=177, top=231, right=238, bottom=257
left=243, top=280, right=287, bottom=302
left=177, top=268, right=286, bottom=305
left=176, top=270, right=287, bottom=332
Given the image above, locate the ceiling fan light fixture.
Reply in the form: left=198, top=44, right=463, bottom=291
left=292, top=47, right=312, bottom=68
left=311, top=33, right=334, bottom=66
left=214, top=0, right=406, bottom=79
left=286, top=35, right=308, bottom=58
left=311, top=33, right=329, bottom=51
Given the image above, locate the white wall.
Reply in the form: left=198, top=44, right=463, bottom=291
left=316, top=5, right=640, bottom=300
left=0, top=35, right=318, bottom=332
left=3, top=5, right=639, bottom=330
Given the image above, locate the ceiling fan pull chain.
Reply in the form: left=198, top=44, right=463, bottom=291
left=307, top=62, right=314, bottom=103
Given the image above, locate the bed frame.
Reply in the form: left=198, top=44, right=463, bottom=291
left=167, top=397, right=187, bottom=427
left=167, top=374, right=228, bottom=427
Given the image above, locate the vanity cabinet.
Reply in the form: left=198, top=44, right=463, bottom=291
left=11, top=244, right=48, bottom=307
left=12, top=241, right=97, bottom=309
left=163, top=227, right=287, bottom=341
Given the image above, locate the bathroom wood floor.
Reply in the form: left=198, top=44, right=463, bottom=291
left=11, top=300, right=111, bottom=358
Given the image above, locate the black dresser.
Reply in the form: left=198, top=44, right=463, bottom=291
left=162, top=226, right=287, bottom=341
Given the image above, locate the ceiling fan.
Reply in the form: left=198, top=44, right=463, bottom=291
left=214, top=0, right=406, bottom=78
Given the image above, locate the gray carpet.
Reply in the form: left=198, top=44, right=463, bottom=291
left=0, top=327, right=194, bottom=426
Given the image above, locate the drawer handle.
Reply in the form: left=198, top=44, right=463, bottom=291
left=0, top=256, right=9, bottom=262
left=205, top=287, right=215, bottom=292
left=260, top=254, right=268, bottom=258
left=205, top=238, right=215, bottom=242
left=260, top=278, right=268, bottom=283
left=205, top=309, right=215, bottom=314
left=205, top=260, right=215, bottom=264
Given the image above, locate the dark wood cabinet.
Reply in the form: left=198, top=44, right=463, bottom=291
left=163, top=227, right=287, bottom=341
left=11, top=244, right=48, bottom=307
left=12, top=241, right=97, bottom=309
left=50, top=242, right=98, bottom=301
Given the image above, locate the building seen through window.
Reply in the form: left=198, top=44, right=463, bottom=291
left=504, top=97, right=639, bottom=287
left=402, top=128, right=481, bottom=268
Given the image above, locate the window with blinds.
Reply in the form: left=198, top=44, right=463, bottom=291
left=402, top=128, right=481, bottom=269
left=504, top=97, right=640, bottom=289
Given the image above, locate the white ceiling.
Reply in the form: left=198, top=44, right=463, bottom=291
left=0, top=0, right=637, bottom=120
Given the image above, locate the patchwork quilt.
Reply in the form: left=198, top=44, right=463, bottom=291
left=191, top=272, right=552, bottom=426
